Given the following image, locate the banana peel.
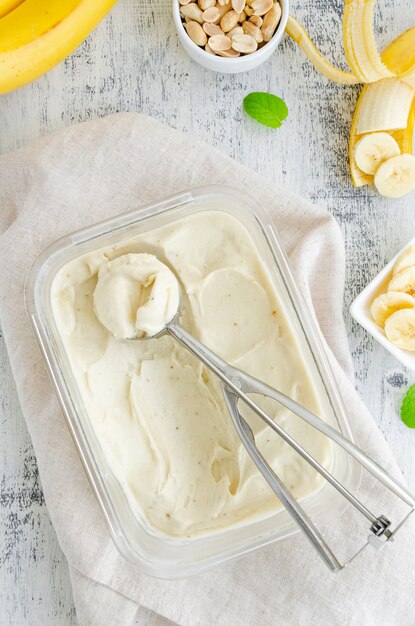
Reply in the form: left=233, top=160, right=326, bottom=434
left=0, top=0, right=82, bottom=53
left=0, top=0, right=116, bottom=94
left=383, top=26, right=415, bottom=90
left=343, top=0, right=394, bottom=83
left=285, top=17, right=360, bottom=85
left=382, top=26, right=415, bottom=76
left=0, top=0, right=23, bottom=19
left=286, top=0, right=400, bottom=86
left=391, top=99, right=415, bottom=155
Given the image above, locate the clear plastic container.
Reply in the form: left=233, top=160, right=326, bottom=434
left=25, top=185, right=360, bottom=578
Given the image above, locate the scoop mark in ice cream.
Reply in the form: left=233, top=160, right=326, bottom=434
left=93, top=253, right=180, bottom=339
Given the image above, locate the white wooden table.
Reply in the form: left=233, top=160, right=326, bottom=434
left=1, top=0, right=414, bottom=623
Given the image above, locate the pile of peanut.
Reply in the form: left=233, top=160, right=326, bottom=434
left=179, top=0, right=282, bottom=57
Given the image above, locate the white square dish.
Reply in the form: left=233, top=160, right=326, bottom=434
left=350, top=236, right=415, bottom=370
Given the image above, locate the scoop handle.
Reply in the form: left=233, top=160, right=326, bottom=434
left=222, top=387, right=342, bottom=572
left=166, top=321, right=240, bottom=383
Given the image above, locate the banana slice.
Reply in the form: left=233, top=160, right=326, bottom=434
left=385, top=309, right=415, bottom=350
left=388, top=266, right=415, bottom=294
left=374, top=153, right=415, bottom=198
left=370, top=291, right=415, bottom=327
left=393, top=246, right=415, bottom=275
left=353, top=132, right=401, bottom=175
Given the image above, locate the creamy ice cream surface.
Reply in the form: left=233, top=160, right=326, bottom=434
left=51, top=210, right=332, bottom=538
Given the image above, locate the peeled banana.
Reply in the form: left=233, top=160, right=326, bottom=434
left=346, top=22, right=415, bottom=196
left=285, top=1, right=415, bottom=198
left=353, top=79, right=414, bottom=136
left=0, top=0, right=116, bottom=94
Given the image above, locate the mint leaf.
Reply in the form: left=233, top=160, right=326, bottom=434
left=400, top=384, right=415, bottom=428
left=243, top=92, right=288, bottom=128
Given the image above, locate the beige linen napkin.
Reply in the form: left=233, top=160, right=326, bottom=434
left=1, top=113, right=414, bottom=626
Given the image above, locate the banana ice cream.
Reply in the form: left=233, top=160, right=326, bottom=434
left=51, top=210, right=332, bottom=538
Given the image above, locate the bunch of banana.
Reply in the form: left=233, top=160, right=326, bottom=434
left=286, top=0, right=415, bottom=199
left=0, top=0, right=116, bottom=94
left=371, top=246, right=415, bottom=350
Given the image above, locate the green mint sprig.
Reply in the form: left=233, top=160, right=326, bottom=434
left=243, top=92, right=288, bottom=129
left=400, top=384, right=415, bottom=428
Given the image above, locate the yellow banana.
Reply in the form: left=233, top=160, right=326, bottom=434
left=375, top=26, right=415, bottom=156
left=391, top=98, right=415, bottom=155
left=267, top=1, right=415, bottom=195
left=349, top=22, right=415, bottom=189
left=349, top=84, right=415, bottom=187
left=0, top=0, right=117, bottom=94
left=0, top=0, right=24, bottom=19
left=382, top=26, right=415, bottom=76
left=289, top=1, right=415, bottom=88
left=401, top=67, right=415, bottom=91
left=382, top=25, right=415, bottom=90
left=0, top=0, right=82, bottom=53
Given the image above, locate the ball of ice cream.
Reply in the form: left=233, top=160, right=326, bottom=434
left=93, top=253, right=180, bottom=339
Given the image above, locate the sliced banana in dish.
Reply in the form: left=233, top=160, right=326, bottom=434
left=393, top=246, right=415, bottom=275
left=353, top=132, right=401, bottom=175
left=369, top=246, right=415, bottom=352
left=385, top=309, right=415, bottom=351
left=374, top=153, right=415, bottom=198
left=388, top=265, right=415, bottom=295
left=370, top=291, right=415, bottom=327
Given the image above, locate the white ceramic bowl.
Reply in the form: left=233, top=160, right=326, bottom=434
left=173, top=0, right=289, bottom=73
left=350, top=236, right=415, bottom=370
